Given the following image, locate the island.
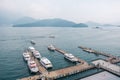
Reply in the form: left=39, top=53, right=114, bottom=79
left=13, top=18, right=88, bottom=27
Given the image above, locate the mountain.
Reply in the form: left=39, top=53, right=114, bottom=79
left=85, top=21, right=117, bottom=27
left=102, top=24, right=115, bottom=26
left=72, top=23, right=88, bottom=27
left=13, top=17, right=36, bottom=25
left=13, top=18, right=88, bottom=27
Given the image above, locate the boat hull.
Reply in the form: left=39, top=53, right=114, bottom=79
left=48, top=47, right=55, bottom=51
left=64, top=57, right=77, bottom=62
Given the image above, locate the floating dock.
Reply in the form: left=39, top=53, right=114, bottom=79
left=92, top=59, right=120, bottom=76
left=20, top=47, right=95, bottom=80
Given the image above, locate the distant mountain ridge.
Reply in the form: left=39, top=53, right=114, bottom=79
left=85, top=21, right=117, bottom=27
left=13, top=18, right=88, bottom=27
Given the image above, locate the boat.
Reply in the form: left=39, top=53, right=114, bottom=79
left=28, top=46, right=35, bottom=53
left=64, top=53, right=78, bottom=62
left=27, top=60, right=39, bottom=73
left=83, top=48, right=94, bottom=53
left=23, top=51, right=31, bottom=61
left=30, top=40, right=36, bottom=45
left=40, top=57, right=53, bottom=69
left=48, top=44, right=55, bottom=51
left=32, top=50, right=41, bottom=59
left=95, top=26, right=99, bottom=28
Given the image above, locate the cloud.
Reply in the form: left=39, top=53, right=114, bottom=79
left=0, top=0, right=120, bottom=24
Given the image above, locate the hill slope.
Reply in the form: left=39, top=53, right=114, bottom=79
left=13, top=18, right=88, bottom=27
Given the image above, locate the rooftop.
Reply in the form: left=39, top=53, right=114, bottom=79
left=80, top=71, right=120, bottom=80
left=92, top=59, right=120, bottom=73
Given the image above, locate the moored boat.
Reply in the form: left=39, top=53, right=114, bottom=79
left=28, top=46, right=35, bottom=53
left=40, top=57, right=53, bottom=69
left=23, top=51, right=31, bottom=61
left=48, top=44, right=55, bottom=51
left=32, top=50, right=41, bottom=59
left=27, top=60, right=39, bottom=73
left=64, top=53, right=78, bottom=62
left=30, top=40, right=36, bottom=45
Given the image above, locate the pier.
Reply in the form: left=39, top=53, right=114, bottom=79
left=20, top=46, right=120, bottom=80
left=20, top=47, right=95, bottom=80
left=92, top=60, right=120, bottom=76
left=78, top=46, right=120, bottom=77
left=78, top=46, right=115, bottom=58
left=46, top=63, right=94, bottom=79
left=78, top=46, right=120, bottom=63
left=55, top=48, right=86, bottom=63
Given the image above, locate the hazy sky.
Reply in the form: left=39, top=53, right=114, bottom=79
left=0, top=0, right=120, bottom=24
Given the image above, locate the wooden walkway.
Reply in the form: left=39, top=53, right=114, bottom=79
left=78, top=46, right=120, bottom=63
left=20, top=75, right=40, bottom=80
left=46, top=63, right=94, bottom=79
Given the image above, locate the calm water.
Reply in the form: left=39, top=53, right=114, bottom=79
left=0, top=27, right=120, bottom=80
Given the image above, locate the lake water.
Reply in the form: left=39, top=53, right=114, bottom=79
left=0, top=27, right=120, bottom=80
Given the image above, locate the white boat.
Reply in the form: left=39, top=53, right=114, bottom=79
left=48, top=44, right=55, bottom=51
left=64, top=53, right=78, bottom=62
left=28, top=46, right=35, bottom=52
left=27, top=60, right=39, bottom=73
left=30, top=40, right=36, bottom=45
left=23, top=52, right=31, bottom=61
left=32, top=50, right=41, bottom=59
left=40, top=57, right=53, bottom=69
